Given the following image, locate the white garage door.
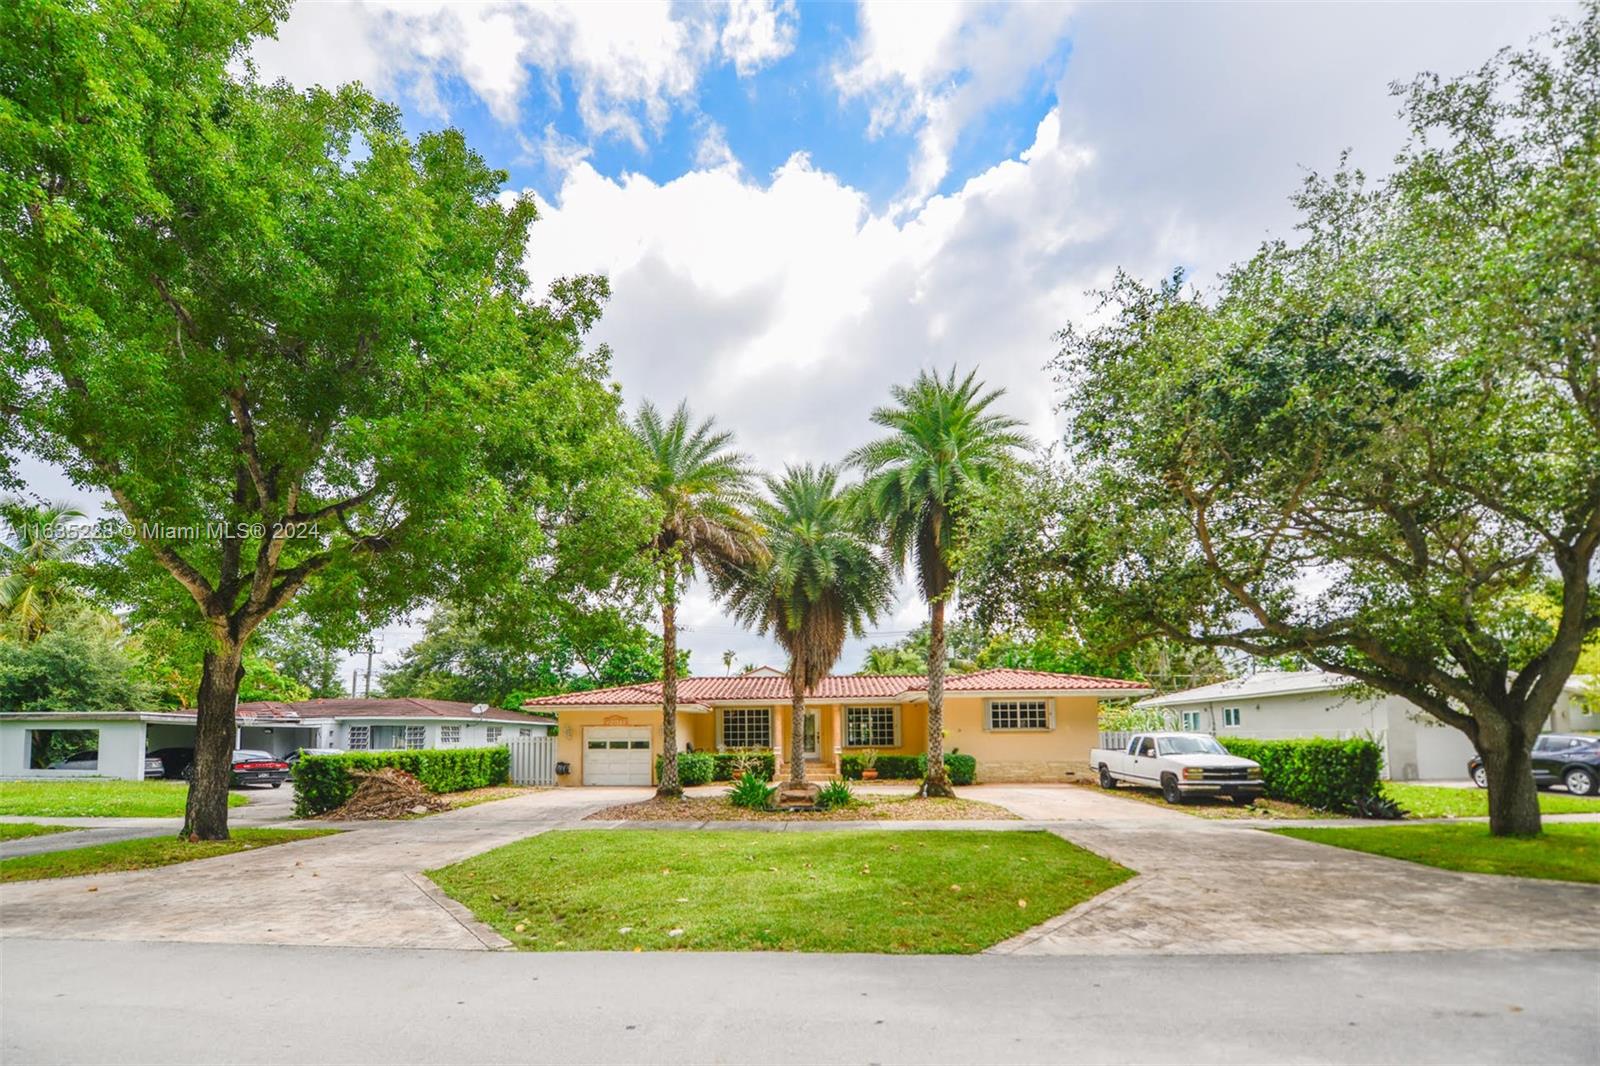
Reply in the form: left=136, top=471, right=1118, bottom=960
left=583, top=727, right=653, bottom=785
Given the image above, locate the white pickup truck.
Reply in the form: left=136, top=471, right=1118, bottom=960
left=1090, top=732, right=1265, bottom=804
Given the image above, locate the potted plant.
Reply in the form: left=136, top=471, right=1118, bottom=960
left=859, top=749, right=879, bottom=780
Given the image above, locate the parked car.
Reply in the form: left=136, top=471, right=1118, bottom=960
left=284, top=747, right=344, bottom=766
left=142, top=755, right=166, bottom=779
left=1090, top=732, right=1266, bottom=804
left=47, top=750, right=98, bottom=771
left=230, top=750, right=290, bottom=789
left=148, top=746, right=196, bottom=780
left=1469, top=734, right=1600, bottom=796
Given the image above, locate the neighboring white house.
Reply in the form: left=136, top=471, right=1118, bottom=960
left=0, top=698, right=555, bottom=781
left=1135, top=671, right=1597, bottom=782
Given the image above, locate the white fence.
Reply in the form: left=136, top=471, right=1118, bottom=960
left=507, top=737, right=557, bottom=786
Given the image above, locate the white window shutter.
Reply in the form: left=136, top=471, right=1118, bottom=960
left=1047, top=701, right=1056, bottom=730
left=982, top=702, right=992, bottom=731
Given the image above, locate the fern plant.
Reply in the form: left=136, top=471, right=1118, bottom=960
left=815, top=779, right=854, bottom=810
left=727, top=770, right=776, bottom=810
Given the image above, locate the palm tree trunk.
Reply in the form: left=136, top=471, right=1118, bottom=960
left=656, top=561, right=682, bottom=799
left=789, top=677, right=807, bottom=789
left=922, top=598, right=955, bottom=798
left=183, top=645, right=244, bottom=840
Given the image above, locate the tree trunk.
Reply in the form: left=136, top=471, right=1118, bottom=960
left=1476, top=720, right=1543, bottom=837
left=183, top=645, right=244, bottom=840
left=656, top=564, right=682, bottom=800
left=789, top=680, right=807, bottom=789
left=922, top=598, right=954, bottom=798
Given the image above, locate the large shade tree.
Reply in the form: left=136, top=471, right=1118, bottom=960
left=0, top=0, right=647, bottom=837
left=720, top=465, right=893, bottom=789
left=629, top=401, right=762, bottom=798
left=849, top=369, right=1026, bottom=796
left=1027, top=7, right=1599, bottom=836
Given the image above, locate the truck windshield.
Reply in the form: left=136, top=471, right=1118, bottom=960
left=1158, top=736, right=1226, bottom=756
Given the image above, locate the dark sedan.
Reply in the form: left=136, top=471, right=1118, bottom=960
left=1469, top=733, right=1600, bottom=796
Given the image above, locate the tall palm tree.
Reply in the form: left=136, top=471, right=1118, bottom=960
left=630, top=401, right=763, bottom=798
left=848, top=368, right=1027, bottom=797
left=719, top=465, right=893, bottom=789
left=0, top=500, right=86, bottom=641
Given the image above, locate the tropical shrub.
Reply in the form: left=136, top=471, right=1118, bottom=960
left=1217, top=737, right=1382, bottom=813
left=816, top=779, right=855, bottom=810
left=292, top=747, right=510, bottom=817
left=944, top=752, right=977, bottom=786
left=727, top=770, right=775, bottom=810
left=710, top=750, right=776, bottom=782
left=653, top=751, right=716, bottom=787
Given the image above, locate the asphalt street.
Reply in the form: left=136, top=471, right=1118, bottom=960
left=2, top=939, right=1595, bottom=1065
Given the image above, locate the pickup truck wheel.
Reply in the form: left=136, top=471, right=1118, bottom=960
left=1160, top=775, right=1185, bottom=804
left=1098, top=765, right=1117, bottom=790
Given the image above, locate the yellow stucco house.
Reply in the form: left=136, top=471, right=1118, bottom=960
left=522, top=667, right=1152, bottom=786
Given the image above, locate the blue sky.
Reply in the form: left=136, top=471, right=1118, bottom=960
left=26, top=0, right=1575, bottom=684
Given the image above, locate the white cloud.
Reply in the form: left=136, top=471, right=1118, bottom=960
left=251, top=1, right=797, bottom=144
left=836, top=1, right=1075, bottom=210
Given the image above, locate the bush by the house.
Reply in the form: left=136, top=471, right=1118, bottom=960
left=293, top=747, right=511, bottom=817
left=654, top=751, right=716, bottom=787
left=1217, top=736, right=1382, bottom=813
left=710, top=750, right=775, bottom=782
left=839, top=752, right=978, bottom=784
left=816, top=779, right=855, bottom=810
left=727, top=770, right=775, bottom=810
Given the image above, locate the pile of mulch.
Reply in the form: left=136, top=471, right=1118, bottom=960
left=322, top=768, right=450, bottom=820
left=586, top=794, right=1019, bottom=822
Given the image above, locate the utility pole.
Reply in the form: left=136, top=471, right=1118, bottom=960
left=350, top=668, right=359, bottom=699
left=361, top=638, right=382, bottom=698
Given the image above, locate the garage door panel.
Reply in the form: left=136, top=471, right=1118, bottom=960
left=583, top=727, right=652, bottom=785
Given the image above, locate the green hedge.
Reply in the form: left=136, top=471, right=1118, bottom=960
left=653, top=751, right=716, bottom=787
left=1217, top=736, right=1382, bottom=812
left=839, top=752, right=977, bottom=785
left=292, top=747, right=511, bottom=817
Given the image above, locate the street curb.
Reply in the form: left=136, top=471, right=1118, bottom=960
left=405, top=872, right=513, bottom=951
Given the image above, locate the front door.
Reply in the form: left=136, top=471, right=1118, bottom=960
left=803, top=710, right=819, bottom=759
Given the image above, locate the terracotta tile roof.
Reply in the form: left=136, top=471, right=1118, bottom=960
left=522, top=668, right=1150, bottom=709
left=235, top=698, right=555, bottom=724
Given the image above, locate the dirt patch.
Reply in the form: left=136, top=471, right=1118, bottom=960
left=445, top=785, right=549, bottom=810
left=587, top=794, right=1019, bottom=822
left=323, top=769, right=451, bottom=820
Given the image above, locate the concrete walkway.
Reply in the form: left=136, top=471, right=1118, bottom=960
left=3, top=782, right=1597, bottom=958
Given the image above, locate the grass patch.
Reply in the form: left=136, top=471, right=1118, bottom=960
left=0, top=828, right=339, bottom=883
left=0, top=780, right=248, bottom=818
left=1272, top=823, right=1600, bottom=884
left=1382, top=783, right=1600, bottom=819
left=430, top=829, right=1131, bottom=953
left=0, top=823, right=81, bottom=842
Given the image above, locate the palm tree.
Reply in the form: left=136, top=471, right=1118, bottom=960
left=848, top=368, right=1027, bottom=797
left=0, top=500, right=86, bottom=641
left=630, top=401, right=763, bottom=798
left=719, top=465, right=893, bottom=789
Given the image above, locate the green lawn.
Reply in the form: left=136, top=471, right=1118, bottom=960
left=0, top=828, right=338, bottom=883
left=0, top=823, right=81, bottom=842
left=430, top=829, right=1132, bottom=954
left=1384, top=782, right=1600, bottom=819
left=1273, top=823, right=1600, bottom=883
left=0, top=780, right=249, bottom=818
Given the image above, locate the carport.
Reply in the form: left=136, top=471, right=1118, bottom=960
left=0, top=712, right=197, bottom=781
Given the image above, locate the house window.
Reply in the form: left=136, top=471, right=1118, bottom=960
left=1181, top=711, right=1202, bottom=732
left=1222, top=707, right=1241, bottom=728
left=441, top=725, right=462, bottom=745
left=403, top=725, right=426, bottom=749
left=347, top=726, right=370, bottom=750
left=518, top=727, right=532, bottom=738
left=845, top=707, right=898, bottom=747
left=486, top=727, right=503, bottom=743
left=987, top=699, right=1050, bottom=731
left=720, top=708, right=771, bottom=749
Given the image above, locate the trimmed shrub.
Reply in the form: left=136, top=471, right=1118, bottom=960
left=292, top=747, right=511, bottom=817
left=944, top=752, right=977, bottom=786
left=710, top=750, right=775, bottom=782
left=839, top=752, right=977, bottom=784
left=1217, top=736, right=1382, bottom=813
left=653, top=751, right=716, bottom=787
